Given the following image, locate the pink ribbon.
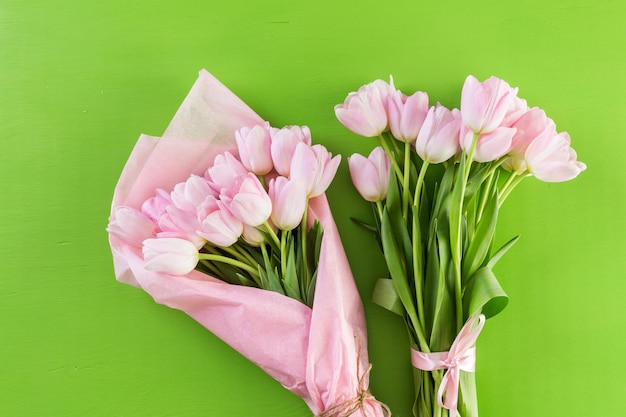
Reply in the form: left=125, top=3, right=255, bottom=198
left=410, top=314, right=485, bottom=417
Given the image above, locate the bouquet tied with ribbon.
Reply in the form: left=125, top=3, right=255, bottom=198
left=108, top=70, right=389, bottom=417
left=335, top=75, right=585, bottom=417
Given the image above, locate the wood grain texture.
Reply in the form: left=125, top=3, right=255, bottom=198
left=1, top=0, right=624, bottom=415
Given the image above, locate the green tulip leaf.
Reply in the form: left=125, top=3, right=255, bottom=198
left=487, top=235, right=520, bottom=269
left=371, top=278, right=405, bottom=316
left=463, top=266, right=508, bottom=319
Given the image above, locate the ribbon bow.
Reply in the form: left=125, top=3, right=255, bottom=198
left=410, top=314, right=485, bottom=417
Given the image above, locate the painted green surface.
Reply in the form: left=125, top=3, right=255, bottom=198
left=1, top=0, right=624, bottom=415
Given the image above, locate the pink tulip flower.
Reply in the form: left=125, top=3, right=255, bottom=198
left=236, top=123, right=274, bottom=175
left=221, top=173, right=272, bottom=227
left=198, top=200, right=244, bottom=247
left=334, top=79, right=393, bottom=137
left=290, top=142, right=341, bottom=198
left=206, top=151, right=249, bottom=193
left=141, top=188, right=173, bottom=223
left=156, top=205, right=205, bottom=248
left=501, top=95, right=529, bottom=127
left=270, top=125, right=312, bottom=176
left=461, top=125, right=516, bottom=163
left=171, top=175, right=215, bottom=214
left=387, top=89, right=429, bottom=143
left=503, top=108, right=556, bottom=173
left=415, top=105, right=462, bottom=164
left=461, top=75, right=519, bottom=134
left=142, top=237, right=199, bottom=275
left=107, top=206, right=156, bottom=247
left=525, top=130, right=587, bottom=182
left=348, top=147, right=390, bottom=202
left=268, top=176, right=308, bottom=230
left=242, top=224, right=265, bottom=246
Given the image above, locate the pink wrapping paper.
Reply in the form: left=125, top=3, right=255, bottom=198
left=108, top=69, right=385, bottom=416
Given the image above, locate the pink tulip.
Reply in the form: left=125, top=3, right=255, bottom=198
left=141, top=188, right=172, bottom=222
left=525, top=130, right=586, bottom=182
left=236, top=123, right=274, bottom=175
left=415, top=105, right=462, bottom=164
left=107, top=206, right=156, bottom=247
left=290, top=142, right=341, bottom=198
left=461, top=75, right=519, bottom=134
left=221, top=173, right=272, bottom=226
left=205, top=151, right=249, bottom=193
left=501, top=95, right=529, bottom=127
left=242, top=224, right=265, bottom=246
left=270, top=125, right=312, bottom=176
left=461, top=125, right=516, bottom=163
left=171, top=175, right=215, bottom=214
left=387, top=89, right=429, bottom=143
left=268, top=176, right=308, bottom=230
left=156, top=205, right=205, bottom=248
left=142, top=237, right=199, bottom=275
left=198, top=200, right=244, bottom=247
left=334, top=79, right=393, bottom=137
left=503, top=108, right=556, bottom=173
left=348, top=147, right=390, bottom=202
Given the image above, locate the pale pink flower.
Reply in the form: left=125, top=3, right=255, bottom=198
left=107, top=206, right=156, bottom=247
left=198, top=200, right=243, bottom=247
left=525, top=130, right=586, bottom=182
left=503, top=108, right=556, bottom=173
left=415, top=105, right=462, bottom=164
left=141, top=188, right=172, bottom=222
left=270, top=125, right=312, bottom=176
left=142, top=237, right=199, bottom=275
left=236, top=123, right=273, bottom=175
left=171, top=175, right=215, bottom=214
left=206, top=152, right=249, bottom=193
left=501, top=96, right=529, bottom=127
left=156, top=205, right=205, bottom=248
left=290, top=143, right=341, bottom=198
left=268, top=177, right=308, bottom=230
left=334, top=79, right=393, bottom=137
left=387, top=90, right=429, bottom=143
left=461, top=125, right=516, bottom=163
left=461, top=75, right=519, bottom=134
left=348, top=147, right=390, bottom=202
left=221, top=173, right=272, bottom=227
left=242, top=224, right=265, bottom=246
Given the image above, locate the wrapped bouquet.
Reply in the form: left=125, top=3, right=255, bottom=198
left=108, top=70, right=388, bottom=417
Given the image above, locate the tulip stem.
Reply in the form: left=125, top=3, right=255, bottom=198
left=378, top=134, right=403, bottom=179
left=402, top=141, right=412, bottom=219
left=452, top=133, right=478, bottom=330
left=198, top=253, right=261, bottom=280
left=499, top=172, right=528, bottom=207
left=301, top=202, right=311, bottom=291
left=412, top=161, right=429, bottom=328
left=262, top=221, right=281, bottom=248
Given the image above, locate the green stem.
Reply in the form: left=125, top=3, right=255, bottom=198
left=280, top=230, right=288, bottom=277
left=375, top=200, right=384, bottom=221
left=412, top=161, right=429, bottom=330
left=301, top=202, right=311, bottom=292
left=452, top=133, right=478, bottom=330
left=378, top=134, right=403, bottom=180
left=198, top=253, right=260, bottom=280
left=262, top=221, right=281, bottom=248
left=402, top=141, right=412, bottom=219
left=476, top=163, right=497, bottom=223
left=499, top=172, right=528, bottom=207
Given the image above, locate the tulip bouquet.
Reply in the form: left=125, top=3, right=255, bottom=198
left=108, top=70, right=388, bottom=417
left=336, top=75, right=585, bottom=417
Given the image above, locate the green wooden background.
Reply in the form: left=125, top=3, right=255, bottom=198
left=1, top=0, right=624, bottom=415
